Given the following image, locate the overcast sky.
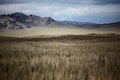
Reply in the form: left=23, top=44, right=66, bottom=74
left=0, top=0, right=120, bottom=23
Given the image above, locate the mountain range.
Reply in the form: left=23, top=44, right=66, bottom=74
left=0, top=12, right=120, bottom=30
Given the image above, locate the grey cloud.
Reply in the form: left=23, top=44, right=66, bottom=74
left=0, top=0, right=120, bottom=4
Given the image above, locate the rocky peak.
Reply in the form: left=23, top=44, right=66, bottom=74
left=43, top=17, right=55, bottom=25
left=9, top=12, right=29, bottom=22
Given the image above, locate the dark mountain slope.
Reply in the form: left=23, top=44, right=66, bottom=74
left=0, top=12, right=56, bottom=29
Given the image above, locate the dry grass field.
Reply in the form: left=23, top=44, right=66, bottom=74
left=0, top=34, right=120, bottom=80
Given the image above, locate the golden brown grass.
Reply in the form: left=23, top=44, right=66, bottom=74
left=0, top=34, right=120, bottom=80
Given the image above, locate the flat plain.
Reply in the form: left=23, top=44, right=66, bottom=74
left=0, top=34, right=120, bottom=80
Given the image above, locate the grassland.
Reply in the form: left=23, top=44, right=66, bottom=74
left=0, top=34, right=120, bottom=80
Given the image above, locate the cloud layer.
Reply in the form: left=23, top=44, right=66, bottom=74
left=0, top=0, right=120, bottom=23
left=0, top=0, right=120, bottom=4
left=0, top=2, right=120, bottom=23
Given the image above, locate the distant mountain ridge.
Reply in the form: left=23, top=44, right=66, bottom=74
left=0, top=12, right=56, bottom=29
left=0, top=12, right=120, bottom=30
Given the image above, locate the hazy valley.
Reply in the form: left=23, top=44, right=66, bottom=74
left=0, top=12, right=120, bottom=37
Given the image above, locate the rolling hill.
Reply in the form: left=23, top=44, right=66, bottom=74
left=0, top=12, right=120, bottom=37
